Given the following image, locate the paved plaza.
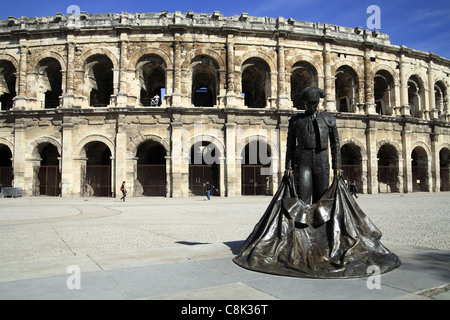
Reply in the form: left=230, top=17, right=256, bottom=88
left=0, top=192, right=449, bottom=300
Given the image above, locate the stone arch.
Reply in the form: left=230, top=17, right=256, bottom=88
left=407, top=74, right=426, bottom=117
left=236, top=50, right=276, bottom=73
left=79, top=48, right=119, bottom=70
left=74, top=134, right=115, bottom=159
left=334, top=63, right=361, bottom=113
left=34, top=57, right=63, bottom=108
left=0, top=137, right=14, bottom=154
left=128, top=47, right=173, bottom=71
left=129, top=134, right=170, bottom=157
left=341, top=138, right=368, bottom=160
left=136, top=54, right=167, bottom=106
left=241, top=57, right=272, bottom=108
left=30, top=51, right=67, bottom=73
left=188, top=55, right=221, bottom=107
left=0, top=58, right=17, bottom=110
left=28, top=136, right=62, bottom=159
left=183, top=134, right=225, bottom=162
left=374, top=68, right=396, bottom=115
left=289, top=60, right=320, bottom=109
left=0, top=54, right=19, bottom=70
left=182, top=49, right=226, bottom=71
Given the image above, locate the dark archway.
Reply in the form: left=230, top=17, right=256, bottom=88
left=191, top=56, right=218, bottom=107
left=411, top=147, right=428, bottom=191
left=241, top=140, right=272, bottom=195
left=138, top=55, right=166, bottom=106
left=189, top=141, right=220, bottom=196
left=242, top=58, right=270, bottom=108
left=377, top=144, right=399, bottom=193
left=36, top=143, right=61, bottom=196
left=291, top=61, right=318, bottom=109
left=0, top=144, right=13, bottom=192
left=37, top=58, right=62, bottom=108
left=374, top=70, right=395, bottom=115
left=0, top=60, right=16, bottom=111
left=341, top=143, right=362, bottom=192
left=86, top=55, right=113, bottom=107
left=82, top=141, right=112, bottom=197
left=440, top=147, right=450, bottom=191
left=335, top=65, right=358, bottom=113
left=136, top=141, right=167, bottom=196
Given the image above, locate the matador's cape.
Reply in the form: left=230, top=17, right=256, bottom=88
left=233, top=173, right=401, bottom=278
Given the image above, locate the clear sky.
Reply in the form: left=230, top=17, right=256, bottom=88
left=1, top=0, right=449, bottom=58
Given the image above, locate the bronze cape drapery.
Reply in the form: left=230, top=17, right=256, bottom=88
left=233, top=173, right=401, bottom=278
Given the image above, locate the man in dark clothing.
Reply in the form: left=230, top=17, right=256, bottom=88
left=350, top=181, right=358, bottom=198
left=205, top=181, right=211, bottom=200
left=285, top=87, right=342, bottom=204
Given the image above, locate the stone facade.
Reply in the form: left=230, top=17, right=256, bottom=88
left=0, top=11, right=449, bottom=197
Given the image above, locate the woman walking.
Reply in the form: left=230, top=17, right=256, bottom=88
left=120, top=181, right=127, bottom=202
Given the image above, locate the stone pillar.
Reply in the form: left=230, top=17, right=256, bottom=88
left=430, top=132, right=440, bottom=192
left=428, top=59, right=438, bottom=119
left=61, top=116, right=74, bottom=196
left=171, top=113, right=184, bottom=197
left=12, top=119, right=26, bottom=192
left=323, top=42, right=336, bottom=112
left=401, top=121, right=412, bottom=193
left=62, top=36, right=76, bottom=108
left=115, top=115, right=127, bottom=197
left=364, top=47, right=377, bottom=114
left=399, top=51, right=410, bottom=116
left=277, top=37, right=290, bottom=109
left=13, top=43, right=28, bottom=110
left=116, top=35, right=129, bottom=107
left=225, top=34, right=236, bottom=107
left=225, top=118, right=237, bottom=196
left=172, top=35, right=182, bottom=107
left=365, top=122, right=378, bottom=194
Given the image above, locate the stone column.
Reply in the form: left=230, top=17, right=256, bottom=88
left=115, top=115, right=127, bottom=197
left=365, top=122, right=378, bottom=194
left=171, top=113, right=184, bottom=197
left=62, top=36, right=76, bottom=108
left=116, top=35, right=129, bottom=107
left=323, top=42, right=336, bottom=112
left=428, top=59, right=438, bottom=119
left=225, top=34, right=236, bottom=107
left=225, top=117, right=237, bottom=196
left=13, top=43, right=28, bottom=110
left=364, top=47, right=377, bottom=114
left=61, top=116, right=74, bottom=196
left=277, top=37, right=290, bottom=109
left=399, top=51, right=410, bottom=116
left=401, top=121, right=412, bottom=193
left=172, top=34, right=182, bottom=107
left=12, top=119, right=26, bottom=192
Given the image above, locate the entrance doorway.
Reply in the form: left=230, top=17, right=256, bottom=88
left=0, top=144, right=13, bottom=192
left=36, top=143, right=60, bottom=196
left=189, top=141, right=220, bottom=196
left=241, top=140, right=272, bottom=195
left=82, top=141, right=112, bottom=197
left=136, top=141, right=166, bottom=196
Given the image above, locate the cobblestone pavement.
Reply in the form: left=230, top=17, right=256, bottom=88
left=0, top=192, right=449, bottom=263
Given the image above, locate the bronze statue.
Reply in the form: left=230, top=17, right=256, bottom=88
left=286, top=87, right=341, bottom=204
left=233, top=87, right=400, bottom=278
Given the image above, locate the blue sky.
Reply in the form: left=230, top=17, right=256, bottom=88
left=2, top=0, right=449, bottom=58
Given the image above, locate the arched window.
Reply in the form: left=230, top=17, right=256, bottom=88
left=0, top=60, right=16, bottom=111
left=374, top=70, right=395, bottom=115
left=291, top=61, right=318, bottom=109
left=36, top=58, right=62, bottom=108
left=137, top=55, right=166, bottom=106
left=335, top=66, right=358, bottom=113
left=242, top=58, right=270, bottom=108
left=411, top=147, right=428, bottom=191
left=434, top=81, right=447, bottom=118
left=377, top=144, right=399, bottom=193
left=407, top=75, right=423, bottom=118
left=136, top=141, right=167, bottom=196
left=86, top=55, right=113, bottom=107
left=191, top=56, right=219, bottom=107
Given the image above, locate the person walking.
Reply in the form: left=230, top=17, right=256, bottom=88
left=350, top=181, right=358, bottom=198
left=120, top=181, right=127, bottom=202
left=205, top=181, right=211, bottom=200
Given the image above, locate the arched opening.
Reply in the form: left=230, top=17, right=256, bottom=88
left=189, top=141, right=220, bottom=196
left=377, top=144, right=399, bottom=193
left=408, top=75, right=423, bottom=118
left=135, top=141, right=167, bottom=196
left=335, top=65, right=358, bottom=113
left=411, top=147, right=428, bottom=191
left=341, top=143, right=362, bottom=191
left=242, top=58, right=270, bottom=108
left=191, top=56, right=218, bottom=107
left=37, top=58, right=62, bottom=108
left=0, top=60, right=16, bottom=111
left=137, top=55, right=166, bottom=106
left=82, top=141, right=112, bottom=197
left=241, top=140, right=272, bottom=195
left=434, top=81, right=447, bottom=118
left=291, top=61, right=318, bottom=109
left=36, top=143, right=61, bottom=196
left=0, top=144, right=13, bottom=192
left=440, top=148, right=450, bottom=191
left=86, top=55, right=113, bottom=107
left=374, top=70, right=395, bottom=115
